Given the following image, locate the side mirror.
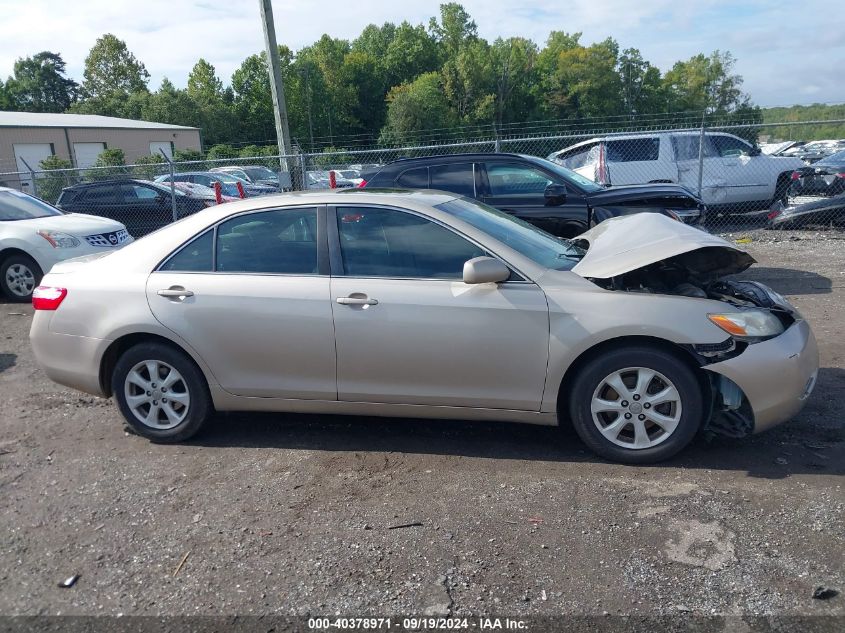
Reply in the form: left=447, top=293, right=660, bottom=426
left=463, top=256, right=510, bottom=284
left=544, top=183, right=567, bottom=205
left=749, top=146, right=762, bottom=157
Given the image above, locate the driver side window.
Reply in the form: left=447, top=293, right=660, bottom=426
left=485, top=163, right=553, bottom=196
left=336, top=206, right=486, bottom=279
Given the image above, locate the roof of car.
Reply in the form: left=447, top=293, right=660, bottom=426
left=62, top=178, right=153, bottom=190
left=389, top=152, right=527, bottom=164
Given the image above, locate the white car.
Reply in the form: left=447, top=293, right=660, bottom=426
left=548, top=132, right=805, bottom=214
left=0, top=187, right=132, bottom=302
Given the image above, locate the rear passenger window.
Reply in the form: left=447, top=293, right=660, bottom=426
left=397, top=167, right=429, bottom=188
left=430, top=163, right=476, bottom=197
left=160, top=230, right=213, bottom=272
left=216, top=208, right=318, bottom=274
left=82, top=186, right=118, bottom=203
left=606, top=138, right=660, bottom=162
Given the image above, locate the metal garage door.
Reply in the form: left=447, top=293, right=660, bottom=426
left=73, top=142, right=106, bottom=169
left=149, top=141, right=174, bottom=159
left=13, top=143, right=54, bottom=193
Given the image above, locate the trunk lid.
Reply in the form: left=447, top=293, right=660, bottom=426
left=571, top=213, right=754, bottom=280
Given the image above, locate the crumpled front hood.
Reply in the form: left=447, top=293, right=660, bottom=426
left=571, top=214, right=755, bottom=279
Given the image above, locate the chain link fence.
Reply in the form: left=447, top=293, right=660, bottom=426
left=2, top=119, right=844, bottom=238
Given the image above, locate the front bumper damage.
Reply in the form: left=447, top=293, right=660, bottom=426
left=703, top=320, right=819, bottom=434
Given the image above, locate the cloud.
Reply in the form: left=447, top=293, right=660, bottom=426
left=0, top=0, right=842, bottom=106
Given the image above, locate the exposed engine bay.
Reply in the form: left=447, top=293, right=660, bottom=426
left=586, top=247, right=795, bottom=323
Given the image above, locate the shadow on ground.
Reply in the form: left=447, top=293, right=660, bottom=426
left=729, top=267, right=833, bottom=295
left=0, top=353, right=16, bottom=373
left=184, top=367, right=844, bottom=481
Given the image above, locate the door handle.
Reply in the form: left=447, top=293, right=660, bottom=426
left=158, top=287, right=194, bottom=298
left=336, top=296, right=378, bottom=306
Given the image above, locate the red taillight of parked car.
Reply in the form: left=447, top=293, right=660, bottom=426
left=837, top=173, right=845, bottom=179
left=32, top=286, right=67, bottom=311
left=790, top=171, right=801, bottom=181
left=357, top=179, right=367, bottom=188
left=768, top=209, right=782, bottom=220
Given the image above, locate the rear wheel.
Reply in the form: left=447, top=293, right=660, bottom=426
left=112, top=343, right=212, bottom=442
left=567, top=346, right=704, bottom=463
left=0, top=254, right=42, bottom=302
left=772, top=174, right=791, bottom=206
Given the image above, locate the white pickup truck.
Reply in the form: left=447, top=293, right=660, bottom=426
left=548, top=132, right=805, bottom=215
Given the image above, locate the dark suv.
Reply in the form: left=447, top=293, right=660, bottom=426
left=57, top=180, right=208, bottom=237
left=362, top=153, right=702, bottom=237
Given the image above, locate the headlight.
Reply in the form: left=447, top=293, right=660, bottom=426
left=37, top=230, right=80, bottom=249
left=708, top=310, right=784, bottom=341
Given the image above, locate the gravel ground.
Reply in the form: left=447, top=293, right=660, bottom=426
left=0, top=231, right=843, bottom=622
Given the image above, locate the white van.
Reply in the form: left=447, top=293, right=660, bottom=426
left=548, top=132, right=805, bottom=214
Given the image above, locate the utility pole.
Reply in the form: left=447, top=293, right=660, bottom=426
left=258, top=0, right=295, bottom=187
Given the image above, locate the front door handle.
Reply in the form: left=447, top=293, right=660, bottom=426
left=158, top=287, right=194, bottom=298
left=336, top=296, right=378, bottom=306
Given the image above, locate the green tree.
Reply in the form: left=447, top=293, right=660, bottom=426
left=231, top=53, right=274, bottom=144
left=491, top=37, right=539, bottom=127
left=187, top=59, right=237, bottom=146
left=429, top=3, right=477, bottom=61
left=37, top=155, right=73, bottom=203
left=131, top=154, right=167, bottom=180
left=88, top=147, right=128, bottom=181
left=206, top=144, right=239, bottom=161
left=442, top=38, right=496, bottom=126
left=545, top=38, right=624, bottom=119
left=80, top=34, right=149, bottom=98
left=174, top=148, right=206, bottom=171
left=4, top=52, right=78, bottom=112
left=533, top=31, right=582, bottom=118
left=383, top=22, right=440, bottom=87
left=618, top=48, right=664, bottom=117
left=663, top=51, right=748, bottom=114
left=139, top=78, right=200, bottom=127
left=380, top=72, right=456, bottom=144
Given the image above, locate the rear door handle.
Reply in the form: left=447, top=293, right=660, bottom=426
left=336, top=296, right=378, bottom=306
left=158, top=287, right=194, bottom=298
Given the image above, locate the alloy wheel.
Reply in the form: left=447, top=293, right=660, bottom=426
left=5, top=263, right=35, bottom=297
left=124, top=360, right=191, bottom=430
left=590, top=367, right=683, bottom=449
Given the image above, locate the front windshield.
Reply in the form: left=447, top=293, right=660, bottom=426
left=0, top=190, right=63, bottom=220
left=820, top=149, right=845, bottom=164
left=215, top=173, right=249, bottom=184
left=528, top=156, right=605, bottom=193
left=244, top=167, right=277, bottom=180
left=435, top=197, right=585, bottom=271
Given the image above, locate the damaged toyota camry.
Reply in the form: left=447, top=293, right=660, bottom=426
left=29, top=190, right=818, bottom=463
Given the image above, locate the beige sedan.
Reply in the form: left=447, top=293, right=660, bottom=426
left=29, top=190, right=818, bottom=463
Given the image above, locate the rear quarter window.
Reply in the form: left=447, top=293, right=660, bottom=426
left=606, top=138, right=660, bottom=162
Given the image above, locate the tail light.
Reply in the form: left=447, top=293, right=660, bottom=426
left=357, top=179, right=367, bottom=188
left=768, top=209, right=782, bottom=220
left=595, top=143, right=609, bottom=185
left=837, top=173, right=845, bottom=179
left=790, top=171, right=801, bottom=181
left=32, top=286, right=67, bottom=311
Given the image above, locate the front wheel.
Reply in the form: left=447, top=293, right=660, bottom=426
left=112, top=343, right=212, bottom=442
left=567, top=346, right=704, bottom=463
left=1, top=254, right=43, bottom=302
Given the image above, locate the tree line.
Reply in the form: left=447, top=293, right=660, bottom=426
left=0, top=3, right=776, bottom=154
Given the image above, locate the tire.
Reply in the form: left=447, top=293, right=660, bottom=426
left=772, top=174, right=791, bottom=207
left=0, top=254, right=43, bottom=302
left=112, top=342, right=212, bottom=442
left=567, top=346, right=704, bottom=464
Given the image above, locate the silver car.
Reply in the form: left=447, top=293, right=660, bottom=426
left=29, top=191, right=818, bottom=463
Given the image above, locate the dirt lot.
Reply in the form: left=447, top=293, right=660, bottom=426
left=0, top=231, right=843, bottom=623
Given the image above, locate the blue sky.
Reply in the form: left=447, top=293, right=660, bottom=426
left=0, top=0, right=842, bottom=108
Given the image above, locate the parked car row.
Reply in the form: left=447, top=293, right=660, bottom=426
left=768, top=149, right=845, bottom=228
